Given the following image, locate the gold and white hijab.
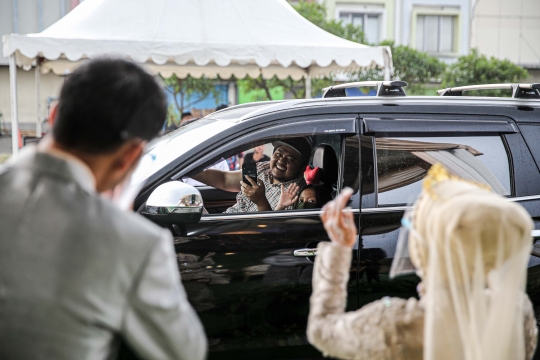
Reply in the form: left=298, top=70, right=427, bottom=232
left=391, top=163, right=533, bottom=360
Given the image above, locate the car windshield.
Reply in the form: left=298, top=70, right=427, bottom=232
left=130, top=119, right=236, bottom=184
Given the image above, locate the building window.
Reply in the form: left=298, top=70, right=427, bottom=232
left=415, top=15, right=456, bottom=54
left=339, top=12, right=380, bottom=44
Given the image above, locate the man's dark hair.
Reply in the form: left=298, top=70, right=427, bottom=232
left=53, top=58, right=167, bottom=154
left=181, top=112, right=193, bottom=120
left=215, top=104, right=228, bottom=111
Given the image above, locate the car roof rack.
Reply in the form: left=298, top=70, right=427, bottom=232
left=437, top=83, right=540, bottom=99
left=322, top=81, right=407, bottom=98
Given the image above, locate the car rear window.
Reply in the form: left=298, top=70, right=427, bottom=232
left=375, top=136, right=511, bottom=206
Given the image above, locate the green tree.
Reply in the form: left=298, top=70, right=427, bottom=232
left=161, top=75, right=220, bottom=125
left=355, top=40, right=446, bottom=94
left=241, top=75, right=335, bottom=100
left=441, top=48, right=528, bottom=96
left=242, top=1, right=366, bottom=100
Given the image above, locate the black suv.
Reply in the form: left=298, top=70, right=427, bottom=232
left=132, top=82, right=540, bottom=360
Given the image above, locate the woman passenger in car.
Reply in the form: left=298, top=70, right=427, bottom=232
left=307, top=164, right=537, bottom=360
left=275, top=166, right=333, bottom=210
left=298, top=185, right=332, bottom=209
left=275, top=184, right=332, bottom=210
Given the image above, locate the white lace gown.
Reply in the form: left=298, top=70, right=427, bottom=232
left=307, top=242, right=538, bottom=360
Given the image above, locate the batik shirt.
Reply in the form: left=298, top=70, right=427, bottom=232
left=225, top=161, right=306, bottom=213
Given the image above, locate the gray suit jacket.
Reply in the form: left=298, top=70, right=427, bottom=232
left=0, top=147, right=207, bottom=360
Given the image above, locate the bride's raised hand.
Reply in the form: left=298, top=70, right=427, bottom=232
left=320, top=188, right=356, bottom=248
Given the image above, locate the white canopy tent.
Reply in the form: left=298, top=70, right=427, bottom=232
left=3, top=0, right=393, bottom=155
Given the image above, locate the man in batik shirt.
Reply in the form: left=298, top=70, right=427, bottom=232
left=192, top=138, right=310, bottom=212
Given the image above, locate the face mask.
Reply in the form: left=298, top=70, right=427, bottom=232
left=297, top=201, right=319, bottom=210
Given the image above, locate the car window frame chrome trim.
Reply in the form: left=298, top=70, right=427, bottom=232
left=199, top=195, right=540, bottom=221
left=199, top=208, right=359, bottom=221
left=361, top=195, right=540, bottom=213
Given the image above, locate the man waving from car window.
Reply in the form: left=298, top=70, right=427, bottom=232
left=192, top=138, right=310, bottom=212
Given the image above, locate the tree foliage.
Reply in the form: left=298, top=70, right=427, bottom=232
left=354, top=40, right=446, bottom=94
left=161, top=74, right=220, bottom=125
left=441, top=48, right=528, bottom=93
left=242, top=76, right=302, bottom=100
left=241, top=76, right=335, bottom=100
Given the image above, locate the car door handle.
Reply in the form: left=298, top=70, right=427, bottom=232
left=294, top=248, right=318, bottom=257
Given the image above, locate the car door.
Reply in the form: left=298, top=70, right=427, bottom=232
left=356, top=116, right=531, bottom=309
left=150, top=116, right=361, bottom=360
left=506, top=127, right=540, bottom=354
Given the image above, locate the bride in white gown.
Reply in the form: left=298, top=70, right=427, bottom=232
left=307, top=163, right=537, bottom=360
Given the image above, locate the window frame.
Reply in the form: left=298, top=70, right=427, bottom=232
left=135, top=114, right=358, bottom=209
left=165, top=116, right=358, bottom=219
left=410, top=8, right=461, bottom=56
left=196, top=133, right=356, bottom=221
left=171, top=117, right=356, bottom=181
left=335, top=5, right=386, bottom=44
left=416, top=14, right=456, bottom=54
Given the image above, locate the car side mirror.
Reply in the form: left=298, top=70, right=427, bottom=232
left=143, top=181, right=203, bottom=224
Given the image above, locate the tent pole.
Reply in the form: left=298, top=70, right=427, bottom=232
left=9, top=54, right=19, bottom=156
left=305, top=72, right=312, bottom=99
left=35, top=60, right=42, bottom=138
left=383, top=47, right=392, bottom=81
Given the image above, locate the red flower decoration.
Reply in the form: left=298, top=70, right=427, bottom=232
left=304, top=166, right=321, bottom=185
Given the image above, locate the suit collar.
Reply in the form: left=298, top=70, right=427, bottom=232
left=13, top=145, right=96, bottom=194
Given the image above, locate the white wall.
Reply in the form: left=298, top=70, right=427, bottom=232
left=471, top=0, right=540, bottom=68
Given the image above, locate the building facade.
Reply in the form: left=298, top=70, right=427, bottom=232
left=322, top=0, right=540, bottom=80
left=322, top=0, right=471, bottom=62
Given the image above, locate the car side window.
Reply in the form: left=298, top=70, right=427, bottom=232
left=189, top=134, right=345, bottom=214
left=375, top=136, right=511, bottom=206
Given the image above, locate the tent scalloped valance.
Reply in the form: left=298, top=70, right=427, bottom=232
left=5, top=35, right=390, bottom=77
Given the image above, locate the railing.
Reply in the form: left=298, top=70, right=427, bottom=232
left=437, top=83, right=540, bottom=99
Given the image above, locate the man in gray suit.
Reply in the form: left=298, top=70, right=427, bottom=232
left=0, top=59, right=206, bottom=360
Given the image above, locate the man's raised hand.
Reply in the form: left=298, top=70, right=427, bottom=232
left=276, top=183, right=300, bottom=210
